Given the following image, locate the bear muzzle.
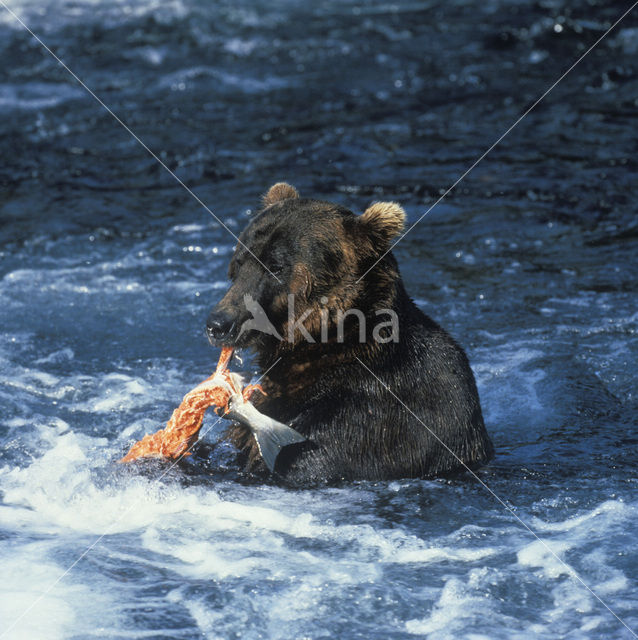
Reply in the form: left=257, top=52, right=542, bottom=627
left=206, top=308, right=237, bottom=346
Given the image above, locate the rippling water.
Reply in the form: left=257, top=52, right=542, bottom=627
left=1, top=1, right=637, bottom=638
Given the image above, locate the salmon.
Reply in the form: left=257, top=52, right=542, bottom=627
left=119, top=347, right=305, bottom=472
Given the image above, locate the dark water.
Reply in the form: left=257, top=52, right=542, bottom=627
left=1, top=1, right=637, bottom=638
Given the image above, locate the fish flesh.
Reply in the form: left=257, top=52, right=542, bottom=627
left=120, top=347, right=306, bottom=472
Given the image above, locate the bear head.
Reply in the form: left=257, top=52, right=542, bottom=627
left=206, top=182, right=405, bottom=353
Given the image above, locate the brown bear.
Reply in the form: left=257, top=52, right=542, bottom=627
left=206, top=183, right=493, bottom=485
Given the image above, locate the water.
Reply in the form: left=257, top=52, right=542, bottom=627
left=1, top=0, right=637, bottom=638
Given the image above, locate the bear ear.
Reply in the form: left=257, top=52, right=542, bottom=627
left=262, top=182, right=300, bottom=207
left=359, top=202, right=406, bottom=248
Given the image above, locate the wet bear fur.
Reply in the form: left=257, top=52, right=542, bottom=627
left=207, top=183, right=494, bottom=485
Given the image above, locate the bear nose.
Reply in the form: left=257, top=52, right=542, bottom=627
left=206, top=309, right=235, bottom=344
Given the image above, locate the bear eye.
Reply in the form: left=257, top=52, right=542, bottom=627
left=267, top=249, right=287, bottom=277
left=268, top=264, right=284, bottom=278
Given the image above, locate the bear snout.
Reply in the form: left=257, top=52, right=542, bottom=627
left=206, top=309, right=236, bottom=345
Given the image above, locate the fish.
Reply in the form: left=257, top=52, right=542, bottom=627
left=222, top=378, right=307, bottom=472
left=120, top=347, right=306, bottom=472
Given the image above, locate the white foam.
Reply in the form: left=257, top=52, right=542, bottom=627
left=83, top=373, right=150, bottom=413
left=35, top=347, right=75, bottom=365
left=0, top=542, right=112, bottom=640
left=405, top=574, right=499, bottom=637
left=517, top=539, right=574, bottom=579
left=170, top=223, right=206, bottom=233
left=223, top=37, right=261, bottom=56
left=395, top=546, right=498, bottom=564
left=158, top=66, right=291, bottom=94
left=530, top=499, right=631, bottom=533
left=0, top=83, right=85, bottom=111
left=2, top=417, right=637, bottom=639
left=473, top=343, right=549, bottom=427
left=0, top=546, right=81, bottom=640
left=3, top=427, right=201, bottom=536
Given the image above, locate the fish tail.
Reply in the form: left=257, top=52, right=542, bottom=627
left=253, top=419, right=306, bottom=473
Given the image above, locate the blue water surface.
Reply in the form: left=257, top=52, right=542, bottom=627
left=1, top=1, right=637, bottom=638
